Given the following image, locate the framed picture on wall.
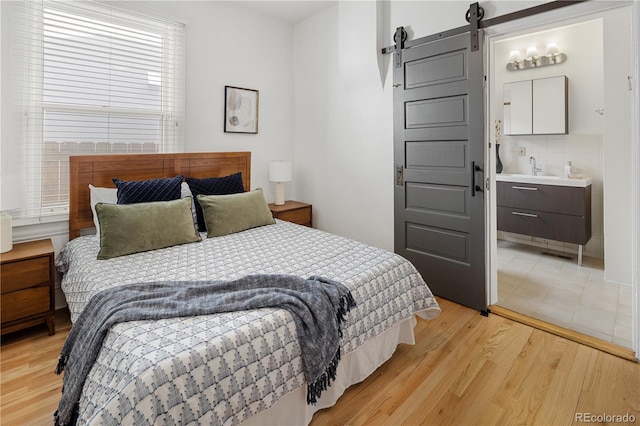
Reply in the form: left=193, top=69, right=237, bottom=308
left=224, top=86, right=259, bottom=134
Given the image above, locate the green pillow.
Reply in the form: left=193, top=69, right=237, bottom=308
left=197, top=188, right=275, bottom=237
left=96, top=197, right=201, bottom=259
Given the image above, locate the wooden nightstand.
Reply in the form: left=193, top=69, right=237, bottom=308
left=1, top=239, right=55, bottom=336
left=269, top=200, right=312, bottom=227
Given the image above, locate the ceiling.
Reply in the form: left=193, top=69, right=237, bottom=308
left=234, top=1, right=337, bottom=23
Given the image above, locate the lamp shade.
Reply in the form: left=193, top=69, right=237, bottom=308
left=0, top=174, right=27, bottom=212
left=268, top=160, right=292, bottom=183
left=546, top=42, right=559, bottom=55
left=0, top=174, right=26, bottom=253
left=508, top=50, right=521, bottom=62
left=526, top=46, right=538, bottom=58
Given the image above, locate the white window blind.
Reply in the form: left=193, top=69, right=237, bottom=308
left=15, top=0, right=185, bottom=219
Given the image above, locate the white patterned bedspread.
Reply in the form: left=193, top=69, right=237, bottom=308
left=57, top=220, right=440, bottom=425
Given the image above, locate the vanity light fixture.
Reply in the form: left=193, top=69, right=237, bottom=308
left=546, top=42, right=559, bottom=55
left=507, top=50, right=521, bottom=70
left=506, top=42, right=567, bottom=71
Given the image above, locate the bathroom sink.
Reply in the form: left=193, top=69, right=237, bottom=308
left=496, top=173, right=592, bottom=187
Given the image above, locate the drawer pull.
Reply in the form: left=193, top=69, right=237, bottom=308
left=512, top=211, right=538, bottom=218
left=512, top=186, right=538, bottom=191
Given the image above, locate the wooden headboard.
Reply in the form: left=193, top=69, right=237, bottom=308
left=69, top=152, right=251, bottom=239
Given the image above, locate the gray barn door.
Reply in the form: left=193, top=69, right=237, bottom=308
left=394, top=31, right=487, bottom=312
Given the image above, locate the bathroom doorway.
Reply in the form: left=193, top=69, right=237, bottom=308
left=487, top=5, right=634, bottom=351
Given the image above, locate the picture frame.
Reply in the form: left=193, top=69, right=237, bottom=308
left=224, top=86, right=259, bottom=134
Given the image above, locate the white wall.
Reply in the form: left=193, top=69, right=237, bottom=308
left=1, top=1, right=296, bottom=307
left=1, top=2, right=21, bottom=178
left=602, top=8, right=633, bottom=286
left=294, top=1, right=636, bottom=355
left=292, top=1, right=545, bottom=251
left=293, top=3, right=392, bottom=249
left=2, top=0, right=295, bottom=202
left=2, top=0, right=636, bottom=336
left=0, top=3, right=2, bottom=147
left=140, top=1, right=295, bottom=200
left=633, top=0, right=640, bottom=360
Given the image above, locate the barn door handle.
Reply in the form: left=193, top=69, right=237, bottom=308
left=396, top=164, right=404, bottom=186
left=471, top=161, right=483, bottom=196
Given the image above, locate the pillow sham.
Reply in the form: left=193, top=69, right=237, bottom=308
left=95, top=197, right=201, bottom=260
left=112, top=175, right=183, bottom=204
left=180, top=182, right=198, bottom=226
left=186, top=173, right=245, bottom=231
left=89, top=184, right=117, bottom=237
left=197, top=188, right=275, bottom=238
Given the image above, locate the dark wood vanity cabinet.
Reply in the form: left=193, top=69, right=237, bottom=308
left=497, top=182, right=591, bottom=245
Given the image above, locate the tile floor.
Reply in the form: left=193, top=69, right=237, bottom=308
left=496, top=240, right=633, bottom=349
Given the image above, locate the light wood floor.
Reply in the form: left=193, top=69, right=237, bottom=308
left=2, top=299, right=639, bottom=425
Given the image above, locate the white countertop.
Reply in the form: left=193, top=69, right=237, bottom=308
left=496, top=173, right=592, bottom=187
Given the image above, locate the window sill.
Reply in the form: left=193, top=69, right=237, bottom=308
left=13, top=214, right=69, bottom=227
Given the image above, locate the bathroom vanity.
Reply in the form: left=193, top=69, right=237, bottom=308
left=496, top=174, right=592, bottom=265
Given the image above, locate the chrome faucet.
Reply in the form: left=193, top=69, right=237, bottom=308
left=529, top=156, right=542, bottom=176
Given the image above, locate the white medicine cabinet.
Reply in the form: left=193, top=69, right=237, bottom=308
left=503, top=75, right=568, bottom=135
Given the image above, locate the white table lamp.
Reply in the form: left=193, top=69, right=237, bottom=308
left=268, top=160, right=292, bottom=206
left=1, top=174, right=27, bottom=253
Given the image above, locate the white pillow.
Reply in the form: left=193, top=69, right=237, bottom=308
left=89, top=184, right=117, bottom=237
left=180, top=182, right=198, bottom=227
left=89, top=182, right=197, bottom=237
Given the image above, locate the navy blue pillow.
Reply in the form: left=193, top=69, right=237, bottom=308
left=186, top=172, right=245, bottom=230
left=113, top=175, right=183, bottom=204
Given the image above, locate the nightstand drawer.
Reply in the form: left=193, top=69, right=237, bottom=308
left=269, top=201, right=312, bottom=227
left=1, top=257, right=51, bottom=294
left=277, top=208, right=311, bottom=225
left=496, top=181, right=589, bottom=216
left=497, top=206, right=591, bottom=245
left=1, top=287, right=50, bottom=323
left=1, top=238, right=55, bottom=336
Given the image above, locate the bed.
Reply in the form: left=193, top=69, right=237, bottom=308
left=56, top=151, right=440, bottom=425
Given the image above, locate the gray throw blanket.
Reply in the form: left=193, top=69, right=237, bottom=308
left=54, top=274, right=356, bottom=426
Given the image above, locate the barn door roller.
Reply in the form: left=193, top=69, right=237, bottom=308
left=466, top=2, right=485, bottom=52
left=394, top=27, right=407, bottom=68
left=382, top=1, right=583, bottom=56
left=389, top=3, right=483, bottom=66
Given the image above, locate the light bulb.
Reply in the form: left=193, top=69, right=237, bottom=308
left=546, top=42, right=559, bottom=55
left=526, top=46, right=538, bottom=58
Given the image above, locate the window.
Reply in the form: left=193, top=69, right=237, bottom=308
left=15, top=1, right=185, bottom=219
